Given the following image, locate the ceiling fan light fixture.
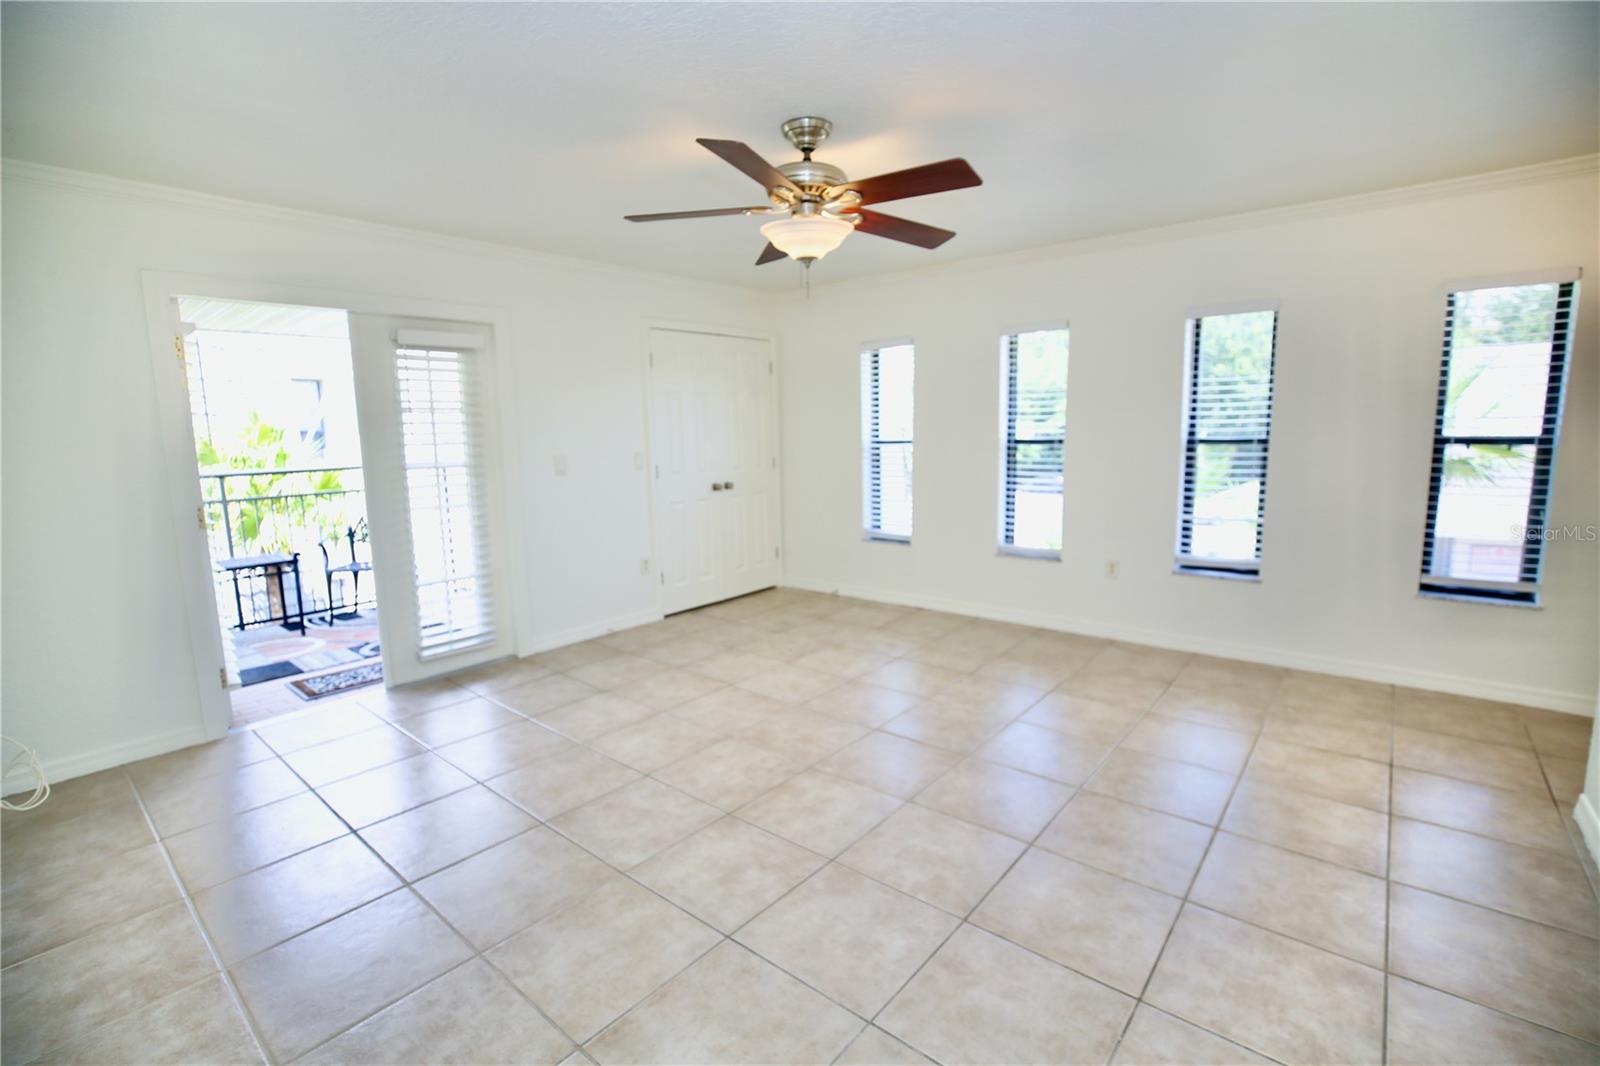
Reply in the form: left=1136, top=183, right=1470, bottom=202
left=759, top=213, right=854, bottom=263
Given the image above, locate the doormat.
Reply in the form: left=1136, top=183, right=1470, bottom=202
left=240, top=661, right=303, bottom=687
left=289, top=661, right=384, bottom=701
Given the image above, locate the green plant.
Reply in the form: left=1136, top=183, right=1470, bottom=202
left=198, top=415, right=356, bottom=555
left=1444, top=442, right=1529, bottom=485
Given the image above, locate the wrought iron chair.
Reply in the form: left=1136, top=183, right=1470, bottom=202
left=318, top=521, right=373, bottom=625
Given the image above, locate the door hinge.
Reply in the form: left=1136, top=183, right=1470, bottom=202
left=648, top=352, right=655, bottom=367
left=654, top=464, right=660, bottom=479
left=197, top=506, right=207, bottom=532
left=659, top=572, right=665, bottom=585
left=774, top=546, right=780, bottom=560
left=768, top=362, right=774, bottom=375
left=219, top=666, right=229, bottom=688
left=174, top=334, right=186, bottom=363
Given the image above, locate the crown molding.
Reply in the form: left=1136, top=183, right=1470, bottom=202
left=793, top=152, right=1600, bottom=298
left=5, top=152, right=1593, bottom=302
left=0, top=157, right=769, bottom=302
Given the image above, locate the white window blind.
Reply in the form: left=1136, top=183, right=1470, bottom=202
left=1000, top=328, right=1069, bottom=555
left=396, top=344, right=495, bottom=656
left=1420, top=279, right=1577, bottom=605
left=1177, top=309, right=1278, bottom=575
left=861, top=343, right=915, bottom=541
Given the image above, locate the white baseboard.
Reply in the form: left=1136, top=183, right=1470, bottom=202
left=1575, top=793, right=1600, bottom=869
left=18, top=585, right=1586, bottom=793
left=7, top=610, right=667, bottom=794
left=3, top=724, right=210, bottom=795
left=783, top=576, right=1595, bottom=717
left=516, top=608, right=665, bottom=658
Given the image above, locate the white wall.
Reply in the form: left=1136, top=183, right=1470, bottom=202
left=776, top=163, right=1600, bottom=714
left=5, top=158, right=1596, bottom=791
left=0, top=163, right=772, bottom=781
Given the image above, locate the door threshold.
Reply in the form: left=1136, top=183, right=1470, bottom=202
left=665, top=584, right=779, bottom=617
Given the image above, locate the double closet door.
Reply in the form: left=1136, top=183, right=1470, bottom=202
left=650, top=328, right=781, bottom=615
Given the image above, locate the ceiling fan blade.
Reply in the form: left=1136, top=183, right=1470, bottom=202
left=755, top=242, right=787, bottom=265
left=697, top=139, right=799, bottom=193
left=624, top=206, right=769, bottom=222
left=855, top=209, right=956, bottom=249
left=840, top=159, right=981, bottom=205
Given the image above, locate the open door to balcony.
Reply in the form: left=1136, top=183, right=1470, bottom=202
left=145, top=274, right=521, bottom=737
left=178, top=298, right=384, bottom=726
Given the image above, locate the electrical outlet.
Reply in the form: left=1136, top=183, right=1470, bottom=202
left=1106, top=559, right=1120, bottom=578
left=639, top=557, right=650, bottom=576
left=633, top=451, right=644, bottom=471
left=554, top=455, right=568, bottom=476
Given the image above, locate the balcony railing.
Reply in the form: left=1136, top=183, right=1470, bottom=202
left=201, top=465, right=372, bottom=623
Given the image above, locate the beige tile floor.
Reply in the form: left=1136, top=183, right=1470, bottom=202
left=4, top=587, right=1598, bottom=1065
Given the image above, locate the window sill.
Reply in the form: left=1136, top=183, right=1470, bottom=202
left=1173, top=564, right=1260, bottom=583
left=1418, top=589, right=1541, bottom=610
left=997, top=546, right=1060, bottom=562
left=863, top=533, right=911, bottom=546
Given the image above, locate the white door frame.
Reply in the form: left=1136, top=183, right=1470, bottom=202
left=641, top=319, right=783, bottom=617
left=139, top=271, right=524, bottom=740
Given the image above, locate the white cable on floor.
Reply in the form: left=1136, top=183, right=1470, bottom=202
left=0, top=736, right=50, bottom=811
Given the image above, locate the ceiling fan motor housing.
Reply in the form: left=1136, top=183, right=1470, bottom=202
left=776, top=158, right=848, bottom=191
left=773, top=116, right=852, bottom=215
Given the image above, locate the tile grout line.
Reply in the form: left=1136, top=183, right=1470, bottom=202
left=275, top=665, right=913, bottom=1062
left=474, top=636, right=1593, bottom=1059
left=169, top=704, right=617, bottom=1061
left=1521, top=710, right=1600, bottom=904
left=1382, top=695, right=1397, bottom=1066
left=1111, top=673, right=1276, bottom=1063
left=123, top=769, right=278, bottom=1066
left=228, top=671, right=883, bottom=1063
left=550, top=614, right=1587, bottom=1043
left=855, top=669, right=1190, bottom=1064
left=27, top=593, right=1591, bottom=1063
left=562, top=604, right=1600, bottom=1056
left=570, top=638, right=1127, bottom=1063
left=250, top=742, right=601, bottom=1064
left=266, top=619, right=1582, bottom=874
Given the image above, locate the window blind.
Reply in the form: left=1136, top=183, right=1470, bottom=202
left=861, top=343, right=915, bottom=541
left=1177, top=309, right=1278, bottom=575
left=1420, top=280, right=1577, bottom=604
left=395, top=344, right=495, bottom=655
left=1000, top=328, right=1069, bottom=554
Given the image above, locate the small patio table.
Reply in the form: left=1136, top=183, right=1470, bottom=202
left=217, top=552, right=307, bottom=634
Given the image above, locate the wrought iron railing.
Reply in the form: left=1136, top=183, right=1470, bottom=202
left=201, top=465, right=373, bottom=623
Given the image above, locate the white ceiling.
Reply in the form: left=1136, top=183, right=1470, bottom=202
left=4, top=3, right=1596, bottom=290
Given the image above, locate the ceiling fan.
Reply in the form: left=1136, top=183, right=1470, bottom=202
left=624, top=116, right=981, bottom=267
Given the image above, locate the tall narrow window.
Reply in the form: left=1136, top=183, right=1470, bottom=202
left=1421, top=278, right=1577, bottom=605
left=999, top=327, right=1069, bottom=555
left=396, top=339, right=495, bottom=655
left=861, top=343, right=915, bottom=541
left=1176, top=308, right=1278, bottom=576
